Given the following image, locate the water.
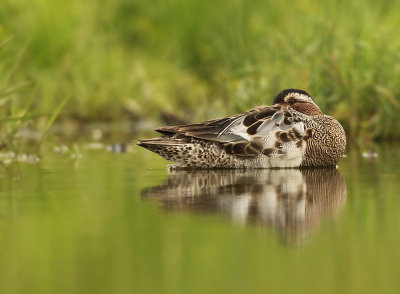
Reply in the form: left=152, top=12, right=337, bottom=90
left=142, top=168, right=347, bottom=244
left=0, top=144, right=399, bottom=294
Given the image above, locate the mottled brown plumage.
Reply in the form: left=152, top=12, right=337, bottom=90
left=138, top=89, right=346, bottom=168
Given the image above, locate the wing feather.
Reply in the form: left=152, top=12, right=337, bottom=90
left=154, top=105, right=309, bottom=159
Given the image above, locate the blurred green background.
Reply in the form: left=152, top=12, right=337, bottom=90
left=1, top=0, right=400, bottom=142
left=1, top=2, right=400, bottom=293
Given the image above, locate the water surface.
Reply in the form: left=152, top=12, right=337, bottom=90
left=143, top=168, right=347, bottom=244
left=0, top=144, right=399, bottom=293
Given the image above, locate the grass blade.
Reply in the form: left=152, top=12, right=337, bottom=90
left=0, top=113, right=46, bottom=123
left=36, top=95, right=70, bottom=154
left=0, top=36, right=14, bottom=50
left=0, top=81, right=31, bottom=100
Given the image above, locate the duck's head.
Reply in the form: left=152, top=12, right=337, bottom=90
left=273, top=89, right=323, bottom=115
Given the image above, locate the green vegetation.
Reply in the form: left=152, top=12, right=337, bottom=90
left=1, top=0, right=400, bottom=141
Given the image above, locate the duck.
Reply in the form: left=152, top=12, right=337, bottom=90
left=138, top=89, right=346, bottom=168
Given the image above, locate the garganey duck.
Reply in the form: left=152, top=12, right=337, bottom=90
left=138, top=89, right=346, bottom=168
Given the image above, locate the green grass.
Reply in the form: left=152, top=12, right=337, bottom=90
left=1, top=0, right=400, bottom=141
left=0, top=37, right=69, bottom=153
left=0, top=37, right=35, bottom=150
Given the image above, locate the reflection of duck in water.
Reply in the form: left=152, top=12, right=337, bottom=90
left=141, top=168, right=347, bottom=244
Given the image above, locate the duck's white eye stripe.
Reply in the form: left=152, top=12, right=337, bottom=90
left=286, top=93, right=312, bottom=102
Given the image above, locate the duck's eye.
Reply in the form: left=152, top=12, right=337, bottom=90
left=288, top=98, right=296, bottom=104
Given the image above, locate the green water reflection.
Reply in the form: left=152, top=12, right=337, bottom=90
left=0, top=144, right=399, bottom=294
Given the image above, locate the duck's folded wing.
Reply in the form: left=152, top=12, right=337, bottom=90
left=155, top=106, right=309, bottom=158
left=156, top=115, right=245, bottom=142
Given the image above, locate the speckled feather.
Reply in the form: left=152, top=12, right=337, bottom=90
left=138, top=89, right=346, bottom=168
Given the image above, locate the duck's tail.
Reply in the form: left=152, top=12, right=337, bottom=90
left=137, top=138, right=196, bottom=163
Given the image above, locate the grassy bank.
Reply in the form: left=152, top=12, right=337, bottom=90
left=1, top=0, right=400, bottom=141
